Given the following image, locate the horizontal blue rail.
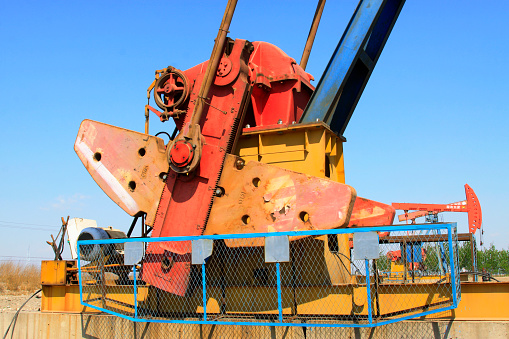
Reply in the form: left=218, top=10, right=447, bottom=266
left=80, top=302, right=458, bottom=328
left=77, top=223, right=453, bottom=245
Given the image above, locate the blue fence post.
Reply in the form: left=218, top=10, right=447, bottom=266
left=473, top=240, right=478, bottom=282
left=276, top=262, right=283, bottom=322
left=447, top=225, right=458, bottom=307
left=77, top=244, right=83, bottom=305
left=365, top=259, right=372, bottom=324
left=202, top=263, right=207, bottom=321
left=133, top=264, right=138, bottom=318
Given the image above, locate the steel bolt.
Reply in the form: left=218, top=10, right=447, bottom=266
left=235, top=159, right=245, bottom=170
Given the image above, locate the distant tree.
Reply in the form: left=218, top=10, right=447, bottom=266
left=478, top=244, right=509, bottom=275
left=377, top=251, right=390, bottom=272
left=457, top=241, right=474, bottom=271
left=453, top=241, right=509, bottom=274
left=377, top=241, right=509, bottom=276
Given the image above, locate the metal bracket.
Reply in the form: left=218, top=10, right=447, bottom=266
left=265, top=235, right=290, bottom=263
left=124, top=242, right=144, bottom=265
left=353, top=232, right=379, bottom=260
left=192, top=239, right=214, bottom=265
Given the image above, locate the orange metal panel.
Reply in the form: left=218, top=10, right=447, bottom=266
left=204, top=155, right=356, bottom=247
left=41, top=261, right=67, bottom=286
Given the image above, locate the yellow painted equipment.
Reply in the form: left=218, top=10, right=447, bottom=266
left=236, top=123, right=345, bottom=183
left=41, top=125, right=509, bottom=323
left=40, top=260, right=509, bottom=320
left=39, top=0, right=508, bottom=334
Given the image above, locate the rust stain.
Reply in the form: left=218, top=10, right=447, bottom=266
left=204, top=155, right=356, bottom=247
left=348, top=197, right=395, bottom=228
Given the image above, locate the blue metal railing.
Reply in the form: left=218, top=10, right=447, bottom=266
left=78, top=223, right=460, bottom=328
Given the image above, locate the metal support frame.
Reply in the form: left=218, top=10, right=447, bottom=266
left=300, top=0, right=406, bottom=135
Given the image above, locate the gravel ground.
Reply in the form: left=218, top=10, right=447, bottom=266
left=0, top=291, right=42, bottom=313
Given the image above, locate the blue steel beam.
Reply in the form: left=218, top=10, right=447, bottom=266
left=78, top=223, right=454, bottom=245
left=300, top=0, right=405, bottom=135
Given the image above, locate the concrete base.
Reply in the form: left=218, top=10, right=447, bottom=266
left=1, top=312, right=508, bottom=338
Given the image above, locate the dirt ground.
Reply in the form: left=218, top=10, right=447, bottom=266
left=0, top=291, right=42, bottom=312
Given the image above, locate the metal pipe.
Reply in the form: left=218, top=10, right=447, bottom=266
left=126, top=216, right=139, bottom=238
left=144, top=106, right=149, bottom=134
left=189, top=0, right=238, bottom=128
left=373, top=260, right=380, bottom=318
left=300, top=0, right=326, bottom=70
left=402, top=241, right=407, bottom=284
left=410, top=242, right=415, bottom=283
left=470, top=233, right=475, bottom=272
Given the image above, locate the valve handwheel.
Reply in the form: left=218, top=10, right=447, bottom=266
left=154, top=68, right=189, bottom=112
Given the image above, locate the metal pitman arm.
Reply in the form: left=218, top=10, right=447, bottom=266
left=300, top=0, right=406, bottom=135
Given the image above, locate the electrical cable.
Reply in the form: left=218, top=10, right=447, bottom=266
left=0, top=220, right=58, bottom=228
left=0, top=225, right=57, bottom=232
left=155, top=131, right=172, bottom=142
left=170, top=126, right=179, bottom=140
left=2, top=289, right=42, bottom=339
left=334, top=251, right=362, bottom=275
left=332, top=252, right=351, bottom=276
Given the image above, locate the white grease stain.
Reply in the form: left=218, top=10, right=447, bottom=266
left=75, top=139, right=139, bottom=213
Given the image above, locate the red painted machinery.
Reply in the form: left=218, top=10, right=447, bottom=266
left=75, top=39, right=361, bottom=295
left=392, top=184, right=482, bottom=234
left=75, top=0, right=404, bottom=296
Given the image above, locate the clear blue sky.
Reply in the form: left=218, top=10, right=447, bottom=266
left=0, top=1, right=508, bottom=263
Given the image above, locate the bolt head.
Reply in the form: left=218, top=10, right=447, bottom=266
left=235, top=159, right=245, bottom=170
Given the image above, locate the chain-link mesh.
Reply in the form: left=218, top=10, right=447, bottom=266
left=78, top=223, right=460, bottom=329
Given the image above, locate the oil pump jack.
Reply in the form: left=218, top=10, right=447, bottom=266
left=74, top=0, right=407, bottom=296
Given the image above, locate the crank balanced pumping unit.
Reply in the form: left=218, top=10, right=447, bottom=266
left=51, top=0, right=479, bottom=328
